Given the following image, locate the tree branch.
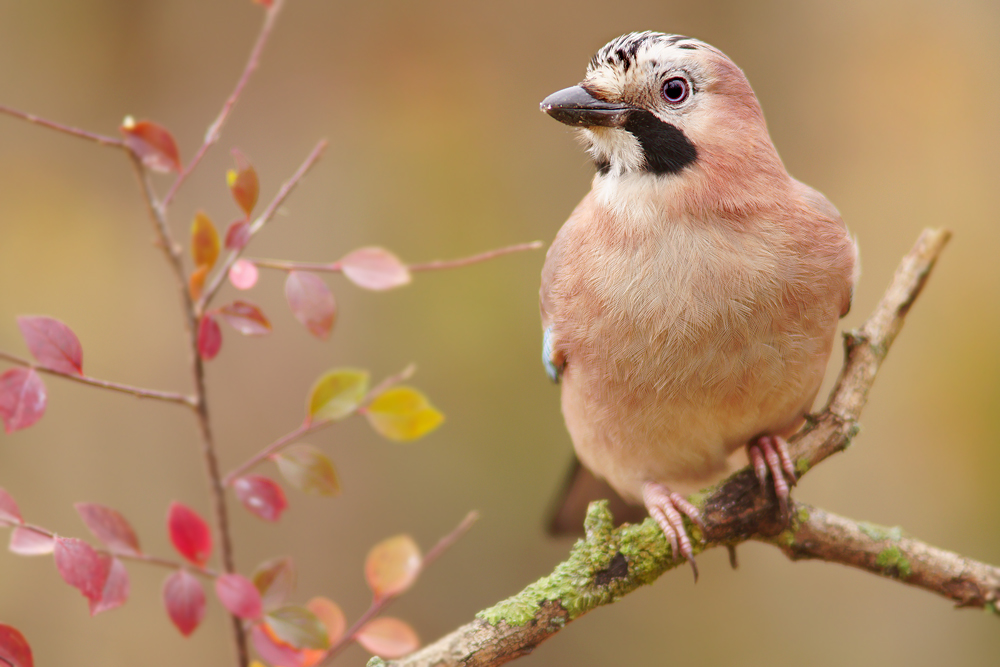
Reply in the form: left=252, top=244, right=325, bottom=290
left=764, top=502, right=1000, bottom=611
left=371, top=228, right=984, bottom=667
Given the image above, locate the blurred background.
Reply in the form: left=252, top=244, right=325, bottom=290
left=1, top=0, right=998, bottom=664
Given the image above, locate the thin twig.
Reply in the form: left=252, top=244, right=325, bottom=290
left=321, top=511, right=480, bottom=665
left=407, top=241, right=544, bottom=272
left=0, top=104, right=125, bottom=148
left=248, top=241, right=546, bottom=274
left=222, top=365, right=417, bottom=485
left=160, top=0, right=286, bottom=210
left=199, top=139, right=328, bottom=311
left=0, top=351, right=195, bottom=407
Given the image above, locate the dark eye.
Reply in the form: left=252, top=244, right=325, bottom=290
left=661, top=77, right=690, bottom=104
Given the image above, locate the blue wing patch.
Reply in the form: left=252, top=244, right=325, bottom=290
left=542, top=327, right=564, bottom=383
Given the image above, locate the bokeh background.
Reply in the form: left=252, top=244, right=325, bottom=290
left=1, top=0, right=998, bottom=664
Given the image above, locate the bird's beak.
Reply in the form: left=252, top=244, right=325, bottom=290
left=540, top=86, right=630, bottom=128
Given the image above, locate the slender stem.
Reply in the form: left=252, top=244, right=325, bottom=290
left=222, top=421, right=314, bottom=486
left=321, top=511, right=480, bottom=664
left=222, top=365, right=417, bottom=485
left=199, top=139, right=329, bottom=311
left=407, top=241, right=544, bottom=272
left=0, top=351, right=195, bottom=407
left=129, top=139, right=249, bottom=667
left=9, top=522, right=220, bottom=578
left=160, top=0, right=286, bottom=210
left=0, top=103, right=125, bottom=148
left=249, top=241, right=545, bottom=275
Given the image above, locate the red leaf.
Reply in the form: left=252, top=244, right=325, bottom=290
left=119, top=117, right=181, bottom=173
left=285, top=272, right=336, bottom=339
left=75, top=503, right=141, bottom=555
left=197, top=315, right=222, bottom=361
left=0, top=487, right=23, bottom=525
left=218, top=301, right=272, bottom=336
left=54, top=537, right=111, bottom=604
left=8, top=527, right=53, bottom=556
left=228, top=259, right=259, bottom=291
left=339, top=247, right=411, bottom=291
left=16, top=316, right=83, bottom=375
left=215, top=573, right=263, bottom=619
left=250, top=623, right=310, bottom=667
left=253, top=0, right=275, bottom=9
left=0, top=369, right=47, bottom=434
left=355, top=617, right=419, bottom=658
left=225, top=220, right=252, bottom=250
left=252, top=556, right=296, bottom=610
left=233, top=476, right=287, bottom=522
left=167, top=502, right=213, bottom=566
left=163, top=569, right=205, bottom=637
left=0, top=624, right=33, bottom=667
left=227, top=149, right=260, bottom=217
left=89, top=557, right=129, bottom=615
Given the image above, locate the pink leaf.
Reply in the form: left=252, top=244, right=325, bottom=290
left=0, top=369, right=47, bottom=434
left=16, top=316, right=83, bottom=375
left=89, top=557, right=129, bottom=615
left=54, top=537, right=111, bottom=604
left=75, top=503, right=141, bottom=555
left=9, top=527, right=53, bottom=556
left=339, top=247, right=411, bottom=291
left=355, top=617, right=419, bottom=658
left=0, top=487, right=23, bottom=525
left=233, top=476, right=287, bottom=522
left=218, top=301, right=272, bottom=336
left=167, top=502, right=212, bottom=566
left=229, top=259, right=259, bottom=290
left=215, top=573, right=263, bottom=620
left=285, top=272, right=336, bottom=339
left=119, top=118, right=181, bottom=173
left=225, top=220, right=252, bottom=250
left=197, top=315, right=222, bottom=361
left=163, top=569, right=205, bottom=637
left=250, top=623, right=310, bottom=667
left=0, top=624, right=33, bottom=667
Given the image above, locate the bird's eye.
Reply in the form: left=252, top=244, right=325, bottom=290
left=661, top=77, right=690, bottom=104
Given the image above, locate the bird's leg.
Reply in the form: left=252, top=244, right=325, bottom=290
left=747, top=435, right=798, bottom=518
left=641, top=481, right=705, bottom=581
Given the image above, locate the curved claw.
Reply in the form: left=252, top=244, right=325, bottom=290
left=642, top=481, right=704, bottom=581
left=748, top=435, right=797, bottom=518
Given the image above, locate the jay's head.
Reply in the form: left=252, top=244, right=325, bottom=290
left=541, top=32, right=779, bottom=182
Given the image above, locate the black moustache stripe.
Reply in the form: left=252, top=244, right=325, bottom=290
left=623, top=110, right=698, bottom=175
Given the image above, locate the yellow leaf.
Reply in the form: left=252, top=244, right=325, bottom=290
left=190, top=210, right=220, bottom=269
left=307, top=369, right=369, bottom=422
left=364, top=386, right=444, bottom=442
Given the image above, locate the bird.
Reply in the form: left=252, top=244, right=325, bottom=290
left=539, top=32, right=858, bottom=577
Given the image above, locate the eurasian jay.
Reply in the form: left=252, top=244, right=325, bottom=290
left=540, top=32, right=858, bottom=577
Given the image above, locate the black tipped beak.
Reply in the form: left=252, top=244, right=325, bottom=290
left=540, top=86, right=631, bottom=128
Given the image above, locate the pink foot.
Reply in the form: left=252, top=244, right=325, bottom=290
left=642, top=481, right=705, bottom=581
left=747, top=435, right=797, bottom=518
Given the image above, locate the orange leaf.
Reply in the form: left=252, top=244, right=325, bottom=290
left=364, top=535, right=421, bottom=599
left=355, top=617, right=419, bottom=658
left=227, top=149, right=260, bottom=217
left=306, top=597, right=346, bottom=645
left=190, top=211, right=221, bottom=270
left=189, top=265, right=209, bottom=301
left=119, top=117, right=181, bottom=173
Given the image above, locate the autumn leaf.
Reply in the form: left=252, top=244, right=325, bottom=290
left=227, top=149, right=259, bottom=216
left=364, top=386, right=444, bottom=441
left=339, top=247, right=411, bottom=290
left=307, top=369, right=369, bottom=423
left=191, top=211, right=221, bottom=270
left=215, top=573, right=263, bottom=620
left=233, top=475, right=288, bottom=522
left=285, top=271, right=336, bottom=339
left=364, top=535, right=422, bottom=600
left=120, top=117, right=181, bottom=173
left=355, top=617, right=419, bottom=658
left=0, top=624, right=33, bottom=667
left=274, top=445, right=340, bottom=497
left=167, top=502, right=212, bottom=566
left=163, top=569, right=205, bottom=637
left=252, top=556, right=296, bottom=610
left=264, top=606, right=330, bottom=650
left=16, top=316, right=83, bottom=374
left=75, top=503, right=141, bottom=555
left=218, top=301, right=272, bottom=336
left=0, top=368, right=47, bottom=433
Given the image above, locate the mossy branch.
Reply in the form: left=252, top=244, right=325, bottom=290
left=369, top=228, right=998, bottom=667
